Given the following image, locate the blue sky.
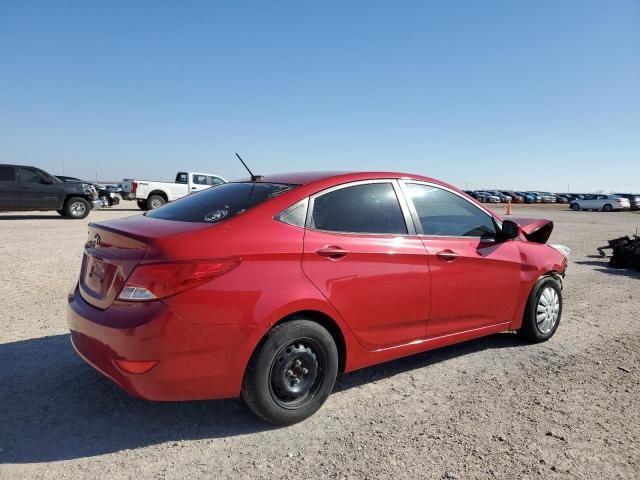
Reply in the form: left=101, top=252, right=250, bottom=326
left=1, top=1, right=638, bottom=192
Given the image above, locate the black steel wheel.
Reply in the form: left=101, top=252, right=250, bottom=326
left=242, top=319, right=338, bottom=425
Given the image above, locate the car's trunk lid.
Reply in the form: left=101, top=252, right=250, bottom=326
left=78, top=215, right=210, bottom=309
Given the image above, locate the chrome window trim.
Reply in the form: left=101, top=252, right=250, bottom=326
left=305, top=179, right=416, bottom=236
left=398, top=180, right=501, bottom=239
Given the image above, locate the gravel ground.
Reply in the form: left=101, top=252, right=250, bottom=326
left=1, top=203, right=639, bottom=479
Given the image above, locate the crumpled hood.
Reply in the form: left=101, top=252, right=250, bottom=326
left=510, top=217, right=554, bottom=244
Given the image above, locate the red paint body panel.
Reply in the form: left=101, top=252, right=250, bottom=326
left=67, top=171, right=567, bottom=401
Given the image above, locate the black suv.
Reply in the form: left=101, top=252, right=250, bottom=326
left=0, top=164, right=98, bottom=219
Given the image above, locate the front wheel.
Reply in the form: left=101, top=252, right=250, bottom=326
left=519, top=276, right=563, bottom=343
left=242, top=319, right=338, bottom=425
left=570, top=203, right=580, bottom=211
left=64, top=197, right=91, bottom=219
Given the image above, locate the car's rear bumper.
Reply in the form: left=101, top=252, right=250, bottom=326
left=67, top=287, right=255, bottom=401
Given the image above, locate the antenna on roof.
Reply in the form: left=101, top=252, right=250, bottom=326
left=235, top=153, right=263, bottom=182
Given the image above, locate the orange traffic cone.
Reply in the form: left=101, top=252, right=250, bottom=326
left=505, top=198, right=512, bottom=215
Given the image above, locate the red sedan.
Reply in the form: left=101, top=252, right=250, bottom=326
left=67, top=171, right=569, bottom=425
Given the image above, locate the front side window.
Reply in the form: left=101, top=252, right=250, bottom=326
left=19, top=167, right=46, bottom=184
left=405, top=183, right=496, bottom=237
left=311, top=183, right=407, bottom=235
left=146, top=182, right=295, bottom=223
left=210, top=176, right=225, bottom=186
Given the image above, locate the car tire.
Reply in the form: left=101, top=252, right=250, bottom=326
left=64, top=197, right=91, bottom=219
left=242, top=319, right=339, bottom=426
left=603, top=204, right=613, bottom=212
left=570, top=203, right=580, bottom=211
left=519, top=276, right=562, bottom=343
left=137, top=199, right=150, bottom=211
left=56, top=209, right=67, bottom=217
left=147, top=195, right=166, bottom=210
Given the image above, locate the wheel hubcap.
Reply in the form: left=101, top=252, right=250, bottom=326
left=71, top=202, right=86, bottom=216
left=536, top=287, right=560, bottom=334
left=270, top=342, right=320, bottom=407
left=151, top=199, right=163, bottom=208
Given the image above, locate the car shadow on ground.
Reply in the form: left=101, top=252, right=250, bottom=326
left=0, top=215, right=66, bottom=220
left=574, top=260, right=640, bottom=278
left=0, top=331, right=525, bottom=463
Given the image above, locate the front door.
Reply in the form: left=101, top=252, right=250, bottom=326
left=17, top=167, right=61, bottom=210
left=301, top=181, right=430, bottom=350
left=401, top=182, right=521, bottom=338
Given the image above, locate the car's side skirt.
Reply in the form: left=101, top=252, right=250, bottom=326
left=344, top=321, right=512, bottom=373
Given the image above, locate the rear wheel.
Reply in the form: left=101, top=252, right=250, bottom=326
left=64, top=197, right=90, bottom=219
left=519, top=276, right=562, bottom=343
left=570, top=203, right=580, bottom=211
left=603, top=204, right=613, bottom=212
left=147, top=195, right=166, bottom=210
left=242, top=319, right=338, bottom=425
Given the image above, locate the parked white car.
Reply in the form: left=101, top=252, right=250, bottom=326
left=120, top=171, right=226, bottom=210
left=570, top=194, right=630, bottom=212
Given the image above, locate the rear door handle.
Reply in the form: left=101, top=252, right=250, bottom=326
left=316, top=246, right=351, bottom=260
left=436, top=249, right=460, bottom=261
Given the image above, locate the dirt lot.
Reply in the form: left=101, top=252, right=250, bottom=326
left=1, top=203, right=639, bottom=479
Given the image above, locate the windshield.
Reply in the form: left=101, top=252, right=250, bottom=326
left=145, top=182, right=296, bottom=223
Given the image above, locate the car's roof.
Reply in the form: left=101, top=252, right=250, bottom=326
left=237, top=171, right=447, bottom=187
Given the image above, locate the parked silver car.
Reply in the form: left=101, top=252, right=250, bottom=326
left=570, top=194, right=630, bottom=212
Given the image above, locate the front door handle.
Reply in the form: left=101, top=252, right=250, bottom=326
left=191, top=186, right=197, bottom=190
left=316, top=246, right=351, bottom=260
left=436, top=249, right=460, bottom=261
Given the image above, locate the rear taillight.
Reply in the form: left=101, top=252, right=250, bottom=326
left=117, top=258, right=239, bottom=301
left=131, top=181, right=138, bottom=194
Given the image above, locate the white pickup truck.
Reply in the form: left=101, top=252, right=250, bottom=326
left=120, top=171, right=226, bottom=210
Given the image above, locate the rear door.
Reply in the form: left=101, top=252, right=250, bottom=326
left=400, top=182, right=521, bottom=338
left=0, top=166, right=20, bottom=210
left=17, top=167, right=61, bottom=209
left=189, top=173, right=213, bottom=194
left=301, top=180, right=430, bottom=350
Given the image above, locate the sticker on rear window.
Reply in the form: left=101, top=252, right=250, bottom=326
left=204, top=209, right=228, bottom=222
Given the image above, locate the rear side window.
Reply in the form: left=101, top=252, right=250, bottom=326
left=311, top=183, right=407, bottom=235
left=0, top=166, right=15, bottom=182
left=193, top=174, right=208, bottom=185
left=406, top=183, right=496, bottom=237
left=146, top=182, right=295, bottom=223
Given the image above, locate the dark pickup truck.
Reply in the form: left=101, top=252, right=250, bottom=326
left=0, top=164, right=99, bottom=219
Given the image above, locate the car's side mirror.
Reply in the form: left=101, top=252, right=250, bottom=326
left=499, top=219, right=520, bottom=240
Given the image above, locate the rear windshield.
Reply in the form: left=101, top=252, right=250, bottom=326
left=145, top=182, right=295, bottom=223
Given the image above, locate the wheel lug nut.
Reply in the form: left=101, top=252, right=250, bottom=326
left=286, top=369, right=293, bottom=377
left=302, top=368, right=308, bottom=375
left=295, top=360, right=302, bottom=367
left=294, top=378, right=300, bottom=384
